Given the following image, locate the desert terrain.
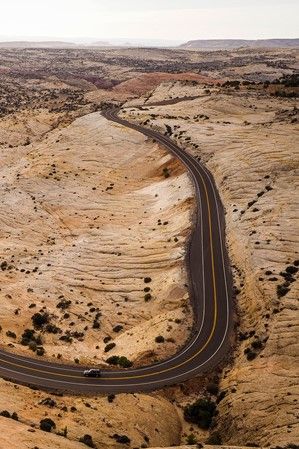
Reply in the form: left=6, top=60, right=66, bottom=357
left=0, top=46, right=298, bottom=448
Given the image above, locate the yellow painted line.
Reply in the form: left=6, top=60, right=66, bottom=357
left=0, top=143, right=218, bottom=382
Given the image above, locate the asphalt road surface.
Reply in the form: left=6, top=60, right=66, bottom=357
left=0, top=109, right=233, bottom=394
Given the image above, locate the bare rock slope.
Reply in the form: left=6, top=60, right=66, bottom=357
left=120, top=82, right=299, bottom=447
left=0, top=111, right=194, bottom=366
left=0, top=379, right=181, bottom=448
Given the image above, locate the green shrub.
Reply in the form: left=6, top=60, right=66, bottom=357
left=106, top=355, right=132, bottom=368
left=186, top=433, right=197, bottom=444
left=118, top=356, right=133, bottom=368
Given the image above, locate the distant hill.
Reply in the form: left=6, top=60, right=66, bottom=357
left=91, top=41, right=112, bottom=47
left=0, top=41, right=78, bottom=48
left=179, top=39, right=299, bottom=50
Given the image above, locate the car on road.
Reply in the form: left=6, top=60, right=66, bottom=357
left=83, top=369, right=102, bottom=378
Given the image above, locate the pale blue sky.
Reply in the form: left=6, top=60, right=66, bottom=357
left=1, top=0, right=298, bottom=42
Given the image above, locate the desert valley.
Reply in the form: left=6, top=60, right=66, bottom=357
left=0, top=42, right=298, bottom=449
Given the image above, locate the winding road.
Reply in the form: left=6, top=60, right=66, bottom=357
left=0, top=109, right=233, bottom=394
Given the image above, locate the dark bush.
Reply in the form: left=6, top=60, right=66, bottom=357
left=206, top=383, right=219, bottom=395
left=251, top=339, right=263, bottom=350
left=107, top=394, right=115, bottom=403
left=104, top=342, right=116, bottom=352
left=32, top=312, right=49, bottom=329
left=286, top=265, right=298, bottom=274
left=246, top=350, right=257, bottom=361
left=40, top=417, right=56, bottom=432
left=206, top=431, right=222, bottom=445
left=155, top=335, right=165, bottom=343
left=36, top=346, right=45, bottom=356
left=11, top=412, right=19, bottom=421
left=277, top=284, right=290, bottom=298
left=92, top=320, right=100, bottom=329
left=21, top=328, right=35, bottom=345
left=79, top=434, right=95, bottom=448
left=6, top=330, right=16, bottom=339
left=118, top=356, right=133, bottom=368
left=184, top=399, right=216, bottom=429
left=144, top=293, right=152, bottom=301
left=106, top=355, right=119, bottom=365
left=45, top=324, right=60, bottom=334
left=112, top=434, right=131, bottom=444
left=106, top=355, right=132, bottom=368
left=56, top=299, right=71, bottom=309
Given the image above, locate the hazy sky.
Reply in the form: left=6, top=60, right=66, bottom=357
left=1, top=0, right=298, bottom=42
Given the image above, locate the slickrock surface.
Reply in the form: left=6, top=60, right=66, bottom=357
left=125, top=80, right=219, bottom=107
left=120, top=83, right=299, bottom=447
left=0, top=380, right=181, bottom=448
left=0, top=112, right=194, bottom=366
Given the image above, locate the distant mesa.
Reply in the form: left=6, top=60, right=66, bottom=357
left=179, top=38, right=299, bottom=50
left=91, top=41, right=112, bottom=47
left=0, top=41, right=78, bottom=48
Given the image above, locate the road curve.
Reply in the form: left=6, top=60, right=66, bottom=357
left=0, top=109, right=233, bottom=394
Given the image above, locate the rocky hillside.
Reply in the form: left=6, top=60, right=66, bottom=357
left=0, top=111, right=194, bottom=367
left=120, top=81, right=299, bottom=447
left=180, top=39, right=299, bottom=50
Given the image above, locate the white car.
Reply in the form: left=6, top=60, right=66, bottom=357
left=83, top=369, right=102, bottom=378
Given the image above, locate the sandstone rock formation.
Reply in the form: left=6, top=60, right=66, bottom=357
left=0, top=112, right=194, bottom=366
left=0, top=379, right=181, bottom=448
left=120, top=81, right=299, bottom=446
